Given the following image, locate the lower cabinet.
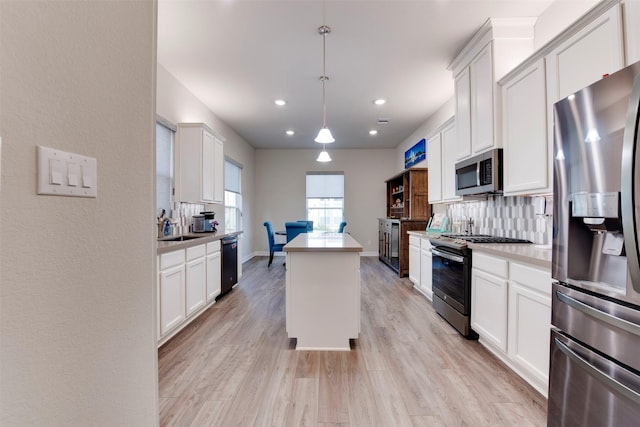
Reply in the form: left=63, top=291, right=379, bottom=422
left=407, top=233, right=433, bottom=300
left=471, top=250, right=551, bottom=397
left=419, top=239, right=433, bottom=300
left=206, top=241, right=222, bottom=301
left=408, top=235, right=421, bottom=285
left=185, top=245, right=206, bottom=316
left=508, top=262, right=552, bottom=394
left=158, top=240, right=223, bottom=346
left=159, top=250, right=186, bottom=337
left=471, top=253, right=509, bottom=352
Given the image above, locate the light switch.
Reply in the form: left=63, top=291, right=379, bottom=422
left=81, top=164, right=92, bottom=188
left=49, top=159, right=63, bottom=185
left=67, top=162, right=79, bottom=187
left=37, top=145, right=97, bottom=198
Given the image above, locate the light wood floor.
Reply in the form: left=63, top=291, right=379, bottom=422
left=158, top=256, right=547, bottom=426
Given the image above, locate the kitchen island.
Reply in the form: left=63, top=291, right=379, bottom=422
left=283, top=232, right=363, bottom=350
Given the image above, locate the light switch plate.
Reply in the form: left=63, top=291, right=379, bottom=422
left=37, top=145, right=97, bottom=198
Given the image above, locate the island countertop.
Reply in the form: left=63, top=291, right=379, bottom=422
left=283, top=232, right=363, bottom=253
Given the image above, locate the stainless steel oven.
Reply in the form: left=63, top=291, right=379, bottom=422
left=430, top=244, right=477, bottom=339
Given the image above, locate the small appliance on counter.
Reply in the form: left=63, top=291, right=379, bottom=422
left=191, top=214, right=206, bottom=233
left=200, top=211, right=217, bottom=232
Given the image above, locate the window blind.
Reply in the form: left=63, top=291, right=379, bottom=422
left=306, top=172, right=344, bottom=198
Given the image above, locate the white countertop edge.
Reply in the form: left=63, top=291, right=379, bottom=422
left=283, top=232, right=363, bottom=253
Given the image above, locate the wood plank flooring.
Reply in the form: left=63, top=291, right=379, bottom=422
left=158, top=256, right=547, bottom=426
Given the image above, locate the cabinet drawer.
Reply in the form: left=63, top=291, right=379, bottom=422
left=421, top=238, right=432, bottom=250
left=510, top=262, right=551, bottom=295
left=473, top=251, right=508, bottom=278
left=207, top=240, right=221, bottom=254
left=186, top=244, right=206, bottom=261
left=409, top=235, right=420, bottom=247
left=160, top=250, right=184, bottom=270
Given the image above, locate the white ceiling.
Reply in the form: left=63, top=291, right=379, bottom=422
left=158, top=0, right=555, bottom=150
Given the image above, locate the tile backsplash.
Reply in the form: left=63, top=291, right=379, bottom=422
left=433, top=195, right=553, bottom=245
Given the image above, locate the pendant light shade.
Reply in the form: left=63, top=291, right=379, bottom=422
left=316, top=25, right=334, bottom=145
left=315, top=127, right=335, bottom=143
left=316, top=147, right=332, bottom=162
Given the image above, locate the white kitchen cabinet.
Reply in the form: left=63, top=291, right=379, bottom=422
left=175, top=123, right=224, bottom=204
left=427, top=133, right=443, bottom=203
left=470, top=43, right=494, bottom=155
left=206, top=241, right=221, bottom=302
left=440, top=120, right=460, bottom=201
left=419, top=238, right=433, bottom=300
left=428, top=119, right=460, bottom=204
left=158, top=250, right=186, bottom=337
left=408, top=235, right=421, bottom=286
left=471, top=252, right=509, bottom=352
left=501, top=58, right=549, bottom=195
left=624, top=0, right=640, bottom=65
left=545, top=4, right=624, bottom=104
left=185, top=244, right=206, bottom=316
left=450, top=18, right=535, bottom=161
left=454, top=68, right=472, bottom=160
left=508, top=261, right=552, bottom=395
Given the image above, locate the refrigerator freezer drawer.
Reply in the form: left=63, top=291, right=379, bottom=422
left=552, top=282, right=640, bottom=372
left=548, top=329, right=640, bottom=427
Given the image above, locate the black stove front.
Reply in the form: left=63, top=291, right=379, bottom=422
left=430, top=244, right=478, bottom=339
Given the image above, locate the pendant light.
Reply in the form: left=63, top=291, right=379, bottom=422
left=315, top=24, right=334, bottom=162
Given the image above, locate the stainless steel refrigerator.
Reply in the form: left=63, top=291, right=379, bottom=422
left=549, top=61, right=640, bottom=426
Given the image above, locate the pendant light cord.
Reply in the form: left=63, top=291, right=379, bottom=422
left=319, top=25, right=330, bottom=128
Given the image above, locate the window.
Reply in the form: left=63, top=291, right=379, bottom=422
left=156, top=120, right=175, bottom=216
left=224, top=159, right=242, bottom=232
left=306, top=172, right=344, bottom=232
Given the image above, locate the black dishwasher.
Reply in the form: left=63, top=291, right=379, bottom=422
left=218, top=236, right=238, bottom=299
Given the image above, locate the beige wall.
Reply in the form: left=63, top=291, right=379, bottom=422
left=0, top=1, right=158, bottom=425
left=156, top=64, right=256, bottom=262
left=255, top=148, right=395, bottom=255
left=534, top=0, right=600, bottom=50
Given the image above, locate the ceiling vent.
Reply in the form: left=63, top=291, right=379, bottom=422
left=377, top=118, right=390, bottom=125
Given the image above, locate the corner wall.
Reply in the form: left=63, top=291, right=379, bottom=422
left=1, top=1, right=158, bottom=425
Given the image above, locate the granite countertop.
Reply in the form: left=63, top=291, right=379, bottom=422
left=157, top=231, right=243, bottom=254
left=283, top=232, right=363, bottom=253
left=407, top=230, right=552, bottom=269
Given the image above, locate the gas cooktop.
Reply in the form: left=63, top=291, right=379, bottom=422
left=441, top=234, right=532, bottom=244
left=429, top=234, right=532, bottom=250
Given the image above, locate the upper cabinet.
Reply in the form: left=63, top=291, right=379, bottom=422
left=175, top=123, right=224, bottom=204
left=501, top=58, right=549, bottom=195
left=545, top=3, right=624, bottom=104
left=497, top=0, right=632, bottom=196
left=428, top=118, right=460, bottom=204
left=449, top=18, right=536, bottom=161
left=624, top=0, right=640, bottom=65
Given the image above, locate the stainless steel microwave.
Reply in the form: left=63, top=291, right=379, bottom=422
left=455, top=149, right=503, bottom=196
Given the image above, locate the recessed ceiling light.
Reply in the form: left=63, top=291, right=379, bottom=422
left=374, top=99, right=387, bottom=106
left=286, top=130, right=295, bottom=136
left=369, top=130, right=378, bottom=135
left=274, top=99, right=287, bottom=106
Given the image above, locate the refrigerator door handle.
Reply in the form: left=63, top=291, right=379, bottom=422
left=621, top=74, right=640, bottom=291
left=556, top=290, right=640, bottom=336
left=554, top=337, right=640, bottom=405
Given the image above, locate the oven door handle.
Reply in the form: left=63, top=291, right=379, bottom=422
left=554, top=337, right=640, bottom=404
left=430, top=248, right=464, bottom=263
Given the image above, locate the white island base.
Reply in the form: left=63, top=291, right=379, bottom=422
left=284, top=233, right=362, bottom=351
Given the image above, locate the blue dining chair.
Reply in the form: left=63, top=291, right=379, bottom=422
left=285, top=221, right=308, bottom=242
left=338, top=221, right=347, bottom=233
left=263, top=221, right=284, bottom=267
left=297, top=220, right=313, bottom=232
